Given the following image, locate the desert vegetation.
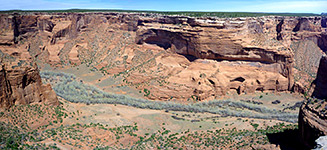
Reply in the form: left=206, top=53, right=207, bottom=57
left=0, top=101, right=300, bottom=149
left=130, top=122, right=298, bottom=149
left=0, top=104, right=68, bottom=149
left=0, top=103, right=140, bottom=149
left=306, top=97, right=327, bottom=112
left=41, top=71, right=298, bottom=123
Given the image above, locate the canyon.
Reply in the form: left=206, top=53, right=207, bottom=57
left=0, top=12, right=326, bottom=102
left=0, top=11, right=327, bottom=149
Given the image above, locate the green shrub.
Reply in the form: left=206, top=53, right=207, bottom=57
left=143, top=89, right=150, bottom=97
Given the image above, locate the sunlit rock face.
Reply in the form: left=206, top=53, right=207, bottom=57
left=0, top=50, right=58, bottom=108
left=0, top=12, right=326, bottom=101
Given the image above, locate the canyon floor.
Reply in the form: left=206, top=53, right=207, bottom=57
left=1, top=63, right=307, bottom=149
left=0, top=96, right=303, bottom=150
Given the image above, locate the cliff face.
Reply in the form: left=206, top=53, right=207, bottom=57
left=0, top=13, right=326, bottom=101
left=299, top=54, right=327, bottom=148
left=299, top=98, right=327, bottom=149
left=312, top=55, right=327, bottom=99
left=0, top=51, right=58, bottom=108
left=136, top=16, right=295, bottom=90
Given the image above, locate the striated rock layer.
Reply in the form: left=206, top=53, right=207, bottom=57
left=299, top=99, right=327, bottom=149
left=0, top=51, right=58, bottom=108
left=299, top=54, right=327, bottom=148
left=0, top=12, right=326, bottom=101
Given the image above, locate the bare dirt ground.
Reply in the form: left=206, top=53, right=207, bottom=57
left=0, top=63, right=306, bottom=149
left=5, top=63, right=301, bottom=149
left=0, top=93, right=305, bottom=149
left=60, top=97, right=292, bottom=133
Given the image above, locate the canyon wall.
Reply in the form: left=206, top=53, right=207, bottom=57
left=0, top=12, right=326, bottom=101
left=299, top=54, right=327, bottom=148
left=299, top=97, right=327, bottom=149
left=312, top=54, right=327, bottom=99
left=0, top=50, right=58, bottom=108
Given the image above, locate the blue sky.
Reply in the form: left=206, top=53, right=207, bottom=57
left=0, top=0, right=326, bottom=13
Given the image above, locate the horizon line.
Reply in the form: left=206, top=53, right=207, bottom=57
left=0, top=8, right=323, bottom=15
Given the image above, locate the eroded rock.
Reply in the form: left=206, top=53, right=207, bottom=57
left=299, top=55, right=327, bottom=149
left=299, top=98, right=327, bottom=149
left=0, top=51, right=58, bottom=108
left=0, top=12, right=326, bottom=101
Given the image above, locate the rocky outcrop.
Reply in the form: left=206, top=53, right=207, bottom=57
left=312, top=55, right=327, bottom=99
left=299, top=54, right=327, bottom=148
left=0, top=12, right=326, bottom=101
left=0, top=51, right=58, bottom=108
left=299, top=98, right=327, bottom=149
left=135, top=18, right=295, bottom=92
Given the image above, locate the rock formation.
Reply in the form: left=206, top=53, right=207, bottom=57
left=299, top=98, right=327, bottom=149
left=299, top=54, right=327, bottom=148
left=312, top=54, right=327, bottom=99
left=0, top=12, right=326, bottom=101
left=0, top=50, right=58, bottom=108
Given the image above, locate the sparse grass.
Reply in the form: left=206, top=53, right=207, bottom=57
left=0, top=104, right=69, bottom=149
left=41, top=71, right=298, bottom=123
left=0, top=92, right=299, bottom=149
left=306, top=97, right=327, bottom=114
left=130, top=123, right=298, bottom=149
left=0, top=104, right=298, bottom=149
left=0, top=105, right=139, bottom=149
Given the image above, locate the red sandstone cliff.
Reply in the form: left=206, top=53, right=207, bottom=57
left=0, top=12, right=326, bottom=101
left=0, top=51, right=58, bottom=108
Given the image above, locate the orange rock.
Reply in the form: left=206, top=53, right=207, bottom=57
left=0, top=61, right=58, bottom=108
left=0, top=12, right=325, bottom=101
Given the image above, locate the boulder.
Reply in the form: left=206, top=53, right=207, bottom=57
left=314, top=136, right=327, bottom=150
